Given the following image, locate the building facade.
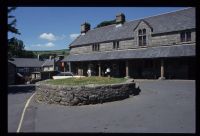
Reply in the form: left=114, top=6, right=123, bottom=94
left=42, top=55, right=67, bottom=72
left=8, top=58, right=44, bottom=84
left=64, top=8, right=196, bottom=79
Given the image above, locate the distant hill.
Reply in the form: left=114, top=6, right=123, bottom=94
left=30, top=49, right=70, bottom=59
left=32, top=49, right=70, bottom=56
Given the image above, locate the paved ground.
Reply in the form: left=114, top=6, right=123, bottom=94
left=8, top=80, right=195, bottom=133
left=8, top=85, right=36, bottom=132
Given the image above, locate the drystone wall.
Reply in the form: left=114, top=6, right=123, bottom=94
left=35, top=80, right=140, bottom=106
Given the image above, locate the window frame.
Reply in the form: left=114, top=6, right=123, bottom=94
left=113, top=41, right=119, bottom=49
left=138, top=29, right=147, bottom=46
left=180, top=31, right=191, bottom=42
left=92, top=43, right=100, bottom=51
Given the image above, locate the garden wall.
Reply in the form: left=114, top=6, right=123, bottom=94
left=35, top=80, right=140, bottom=106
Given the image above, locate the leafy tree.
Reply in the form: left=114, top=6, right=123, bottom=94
left=8, top=37, right=36, bottom=58
left=62, top=50, right=65, bottom=55
left=96, top=19, right=116, bottom=28
left=8, top=37, right=24, bottom=57
left=8, top=7, right=20, bottom=35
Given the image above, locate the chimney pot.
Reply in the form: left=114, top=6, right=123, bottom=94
left=81, top=22, right=90, bottom=34
left=116, top=13, right=125, bottom=24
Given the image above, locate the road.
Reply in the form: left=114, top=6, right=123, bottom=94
left=8, top=80, right=195, bottom=133
left=8, top=85, right=36, bottom=132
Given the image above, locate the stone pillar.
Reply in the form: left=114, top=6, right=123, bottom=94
left=68, top=62, right=71, bottom=72
left=98, top=63, right=101, bottom=77
left=159, top=59, right=165, bottom=80
left=125, top=60, right=130, bottom=78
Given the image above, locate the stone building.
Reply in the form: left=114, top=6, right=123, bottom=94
left=42, top=55, right=66, bottom=72
left=8, top=58, right=44, bottom=84
left=63, top=8, right=196, bottom=79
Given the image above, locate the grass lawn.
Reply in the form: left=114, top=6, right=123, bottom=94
left=43, top=76, right=127, bottom=86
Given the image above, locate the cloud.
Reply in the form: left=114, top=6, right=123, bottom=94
left=70, top=33, right=80, bottom=40
left=45, top=42, right=54, bottom=47
left=39, top=33, right=56, bottom=41
left=31, top=42, right=55, bottom=48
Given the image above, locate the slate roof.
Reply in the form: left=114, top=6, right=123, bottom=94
left=8, top=58, right=44, bottom=67
left=70, top=8, right=195, bottom=47
left=42, top=58, right=59, bottom=67
left=64, top=44, right=195, bottom=62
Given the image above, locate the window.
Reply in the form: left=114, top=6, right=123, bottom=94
left=180, top=31, right=191, bottom=42
left=34, top=67, right=40, bottom=71
left=18, top=68, right=24, bottom=73
left=138, top=29, right=147, bottom=46
left=24, top=67, right=29, bottom=72
left=92, top=43, right=100, bottom=51
left=113, top=41, right=119, bottom=49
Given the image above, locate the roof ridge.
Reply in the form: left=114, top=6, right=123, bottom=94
left=126, top=7, right=193, bottom=24
left=85, top=8, right=193, bottom=32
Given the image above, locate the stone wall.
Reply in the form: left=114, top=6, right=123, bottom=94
left=35, top=80, right=140, bottom=106
left=69, top=30, right=195, bottom=54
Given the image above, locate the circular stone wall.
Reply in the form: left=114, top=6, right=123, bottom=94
left=35, top=80, right=140, bottom=106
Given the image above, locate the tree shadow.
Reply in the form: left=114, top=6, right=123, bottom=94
left=8, top=85, right=36, bottom=94
left=132, top=86, right=141, bottom=96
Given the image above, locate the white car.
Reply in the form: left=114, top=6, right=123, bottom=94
left=52, top=72, right=85, bottom=80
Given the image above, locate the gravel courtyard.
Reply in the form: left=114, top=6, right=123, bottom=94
left=21, top=80, right=195, bottom=133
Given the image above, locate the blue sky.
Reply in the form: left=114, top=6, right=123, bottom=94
left=8, top=7, right=188, bottom=51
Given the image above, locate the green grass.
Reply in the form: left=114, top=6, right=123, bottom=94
left=43, top=76, right=127, bottom=86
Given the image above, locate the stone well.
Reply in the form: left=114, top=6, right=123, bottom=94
left=35, top=79, right=140, bottom=106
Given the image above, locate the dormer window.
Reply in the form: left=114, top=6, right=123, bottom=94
left=113, top=41, right=119, bottom=49
left=180, top=31, right=191, bottom=42
left=138, top=29, right=147, bottom=46
left=92, top=43, right=100, bottom=51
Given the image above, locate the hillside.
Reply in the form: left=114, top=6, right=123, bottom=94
left=32, top=49, right=70, bottom=56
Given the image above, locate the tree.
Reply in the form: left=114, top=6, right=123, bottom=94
left=8, top=7, right=20, bottom=35
left=8, top=37, right=24, bottom=57
left=62, top=50, right=65, bottom=55
left=8, top=37, right=36, bottom=58
left=96, top=19, right=116, bottom=28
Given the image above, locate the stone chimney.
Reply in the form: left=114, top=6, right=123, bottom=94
left=81, top=22, right=90, bottom=34
left=37, top=54, right=40, bottom=60
left=116, top=13, right=125, bottom=24
left=49, top=55, right=52, bottom=60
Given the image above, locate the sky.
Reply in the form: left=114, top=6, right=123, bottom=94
left=8, top=7, right=188, bottom=51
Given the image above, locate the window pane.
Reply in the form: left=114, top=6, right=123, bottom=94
left=143, top=29, right=146, bottom=35
left=180, top=32, right=185, bottom=42
left=138, top=29, right=142, bottom=35
left=113, top=42, right=115, bottom=49
left=139, top=36, right=142, bottom=46
left=143, top=36, right=146, bottom=45
left=186, top=32, right=191, bottom=41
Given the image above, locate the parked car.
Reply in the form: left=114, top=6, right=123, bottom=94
left=52, top=72, right=85, bottom=80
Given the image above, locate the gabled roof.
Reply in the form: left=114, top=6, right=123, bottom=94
left=64, top=44, right=195, bottom=62
left=70, top=8, right=195, bottom=47
left=42, top=58, right=59, bottom=67
left=8, top=58, right=44, bottom=67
